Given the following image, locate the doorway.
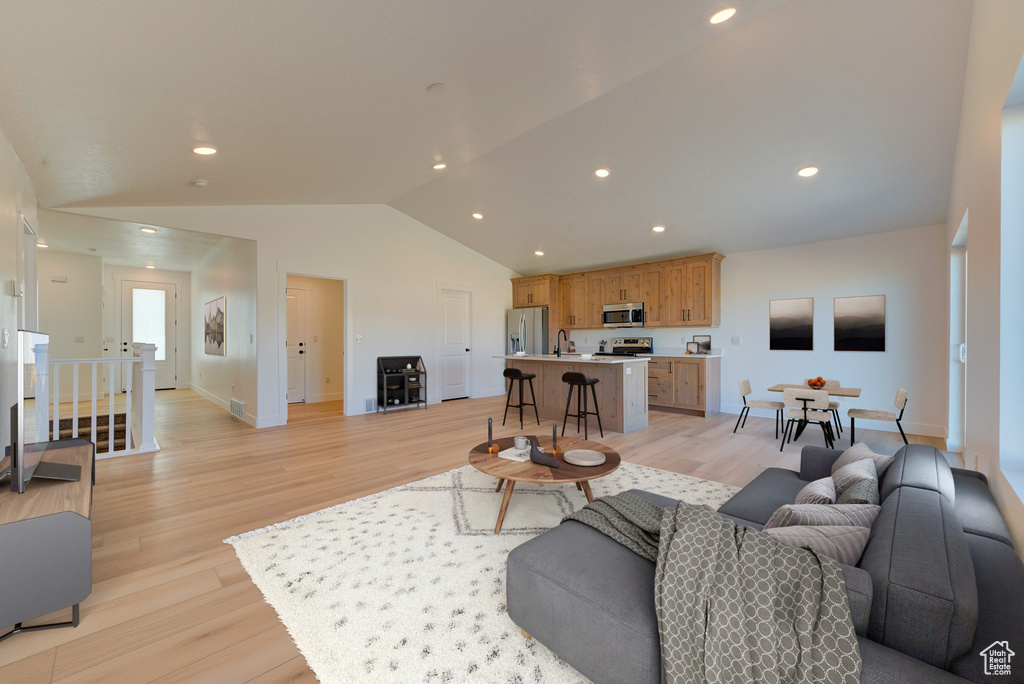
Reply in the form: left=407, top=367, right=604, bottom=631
left=285, top=275, right=344, bottom=407
left=438, top=289, right=471, bottom=401
left=120, top=281, right=178, bottom=390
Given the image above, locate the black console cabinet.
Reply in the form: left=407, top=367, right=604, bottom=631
left=376, top=356, right=427, bottom=413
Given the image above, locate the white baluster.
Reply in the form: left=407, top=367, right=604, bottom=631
left=53, top=370, right=60, bottom=441
left=108, top=361, right=115, bottom=454
left=72, top=362, right=79, bottom=438
left=91, top=363, right=98, bottom=446
left=124, top=360, right=133, bottom=453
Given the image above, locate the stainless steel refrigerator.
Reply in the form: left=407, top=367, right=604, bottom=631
left=507, top=307, right=549, bottom=355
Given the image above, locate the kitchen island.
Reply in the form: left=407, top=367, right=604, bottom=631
left=495, top=354, right=648, bottom=433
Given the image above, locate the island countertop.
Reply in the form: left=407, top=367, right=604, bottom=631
left=494, top=354, right=648, bottom=364
left=500, top=355, right=648, bottom=433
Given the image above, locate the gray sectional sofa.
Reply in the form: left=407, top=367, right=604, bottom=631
left=506, top=444, right=1024, bottom=683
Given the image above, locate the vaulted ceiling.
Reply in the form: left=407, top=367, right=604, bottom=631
left=0, top=0, right=973, bottom=274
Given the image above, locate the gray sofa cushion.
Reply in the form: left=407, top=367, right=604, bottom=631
left=880, top=444, right=956, bottom=505
left=716, top=467, right=807, bottom=526
left=858, top=638, right=973, bottom=684
left=507, top=519, right=662, bottom=684
left=948, top=533, right=1024, bottom=682
left=859, top=487, right=978, bottom=669
left=951, top=469, right=1014, bottom=548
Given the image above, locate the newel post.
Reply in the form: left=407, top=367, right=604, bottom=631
left=131, top=343, right=158, bottom=452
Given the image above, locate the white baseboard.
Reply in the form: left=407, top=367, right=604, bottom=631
left=190, top=384, right=258, bottom=427
left=305, top=391, right=345, bottom=403
left=721, top=402, right=948, bottom=439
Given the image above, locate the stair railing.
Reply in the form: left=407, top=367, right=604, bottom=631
left=47, top=343, right=159, bottom=459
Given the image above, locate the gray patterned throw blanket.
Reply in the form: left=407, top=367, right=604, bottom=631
left=564, top=492, right=861, bottom=684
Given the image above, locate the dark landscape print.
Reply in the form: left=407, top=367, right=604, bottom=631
left=834, top=295, right=885, bottom=352
left=769, top=298, right=814, bottom=350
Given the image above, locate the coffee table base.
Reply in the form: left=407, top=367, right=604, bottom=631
left=491, top=477, right=594, bottom=534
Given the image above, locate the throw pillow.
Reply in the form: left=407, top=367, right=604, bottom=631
left=795, top=477, right=836, bottom=505
left=837, top=478, right=880, bottom=506
left=832, top=458, right=877, bottom=497
left=763, top=503, right=881, bottom=530
left=832, top=442, right=895, bottom=477
left=764, top=525, right=871, bottom=566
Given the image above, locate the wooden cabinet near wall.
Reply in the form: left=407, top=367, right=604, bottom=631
left=585, top=274, right=606, bottom=327
left=511, top=275, right=555, bottom=308
left=643, top=266, right=663, bottom=327
left=647, top=355, right=721, bottom=417
left=558, top=275, right=586, bottom=328
left=606, top=268, right=643, bottom=304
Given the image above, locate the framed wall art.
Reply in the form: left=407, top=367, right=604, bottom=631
left=204, top=296, right=226, bottom=356
left=834, top=295, right=885, bottom=352
left=769, top=298, right=813, bottom=350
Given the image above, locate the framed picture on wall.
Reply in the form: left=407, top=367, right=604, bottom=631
left=769, top=298, right=813, bottom=350
left=834, top=295, right=885, bottom=351
left=204, top=296, right=226, bottom=356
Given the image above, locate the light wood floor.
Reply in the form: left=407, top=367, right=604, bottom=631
left=0, top=390, right=947, bottom=683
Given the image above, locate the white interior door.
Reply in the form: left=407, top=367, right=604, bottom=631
left=120, top=281, right=177, bottom=390
left=439, top=289, right=471, bottom=401
left=286, top=288, right=307, bottom=403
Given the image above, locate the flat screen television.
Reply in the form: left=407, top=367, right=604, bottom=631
left=3, top=330, right=80, bottom=493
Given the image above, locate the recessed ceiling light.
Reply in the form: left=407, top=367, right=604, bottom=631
left=594, top=168, right=610, bottom=178
left=472, top=212, right=483, bottom=220
left=146, top=265, right=156, bottom=269
left=140, top=226, right=157, bottom=234
left=652, top=225, right=666, bottom=233
left=797, top=166, right=819, bottom=178
left=36, top=242, right=48, bottom=248
left=192, top=179, right=209, bottom=187
left=192, top=145, right=217, bottom=155
left=425, top=83, right=446, bottom=93
left=709, top=7, right=737, bottom=24
left=433, top=162, right=447, bottom=170
left=534, top=251, right=544, bottom=256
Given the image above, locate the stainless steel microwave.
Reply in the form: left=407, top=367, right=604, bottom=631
left=602, top=302, right=645, bottom=328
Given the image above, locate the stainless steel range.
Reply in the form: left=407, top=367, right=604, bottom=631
left=594, top=337, right=653, bottom=357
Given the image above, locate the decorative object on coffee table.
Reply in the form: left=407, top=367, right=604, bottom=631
left=563, top=449, right=607, bottom=467
left=469, top=436, right=620, bottom=533
left=528, top=438, right=560, bottom=468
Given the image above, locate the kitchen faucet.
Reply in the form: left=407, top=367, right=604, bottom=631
left=557, top=329, right=568, bottom=358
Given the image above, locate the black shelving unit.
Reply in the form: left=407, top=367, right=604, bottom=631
left=376, top=356, right=427, bottom=413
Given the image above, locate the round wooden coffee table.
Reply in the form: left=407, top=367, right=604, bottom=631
left=468, top=435, right=620, bottom=534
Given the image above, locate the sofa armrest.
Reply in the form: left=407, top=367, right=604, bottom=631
left=840, top=564, right=872, bottom=637
left=799, top=446, right=844, bottom=481
left=858, top=638, right=972, bottom=683
left=951, top=466, right=988, bottom=485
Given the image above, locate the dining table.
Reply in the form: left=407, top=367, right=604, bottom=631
left=767, top=383, right=862, bottom=442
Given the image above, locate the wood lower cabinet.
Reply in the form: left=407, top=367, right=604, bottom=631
left=647, top=356, right=721, bottom=417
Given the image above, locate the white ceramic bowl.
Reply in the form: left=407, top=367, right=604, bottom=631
left=580, top=353, right=593, bottom=359
left=513, top=351, right=527, bottom=356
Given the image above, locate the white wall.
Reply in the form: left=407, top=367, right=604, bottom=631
left=286, top=275, right=344, bottom=403
left=569, top=224, right=950, bottom=438
left=1000, top=104, right=1024, bottom=473
left=38, top=250, right=103, bottom=400
left=103, top=265, right=192, bottom=389
left=945, top=0, right=1024, bottom=553
left=191, top=238, right=259, bottom=425
left=0, top=128, right=39, bottom=449
left=66, top=204, right=515, bottom=426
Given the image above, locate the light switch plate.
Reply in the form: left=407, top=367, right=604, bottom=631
left=731, top=336, right=741, bottom=345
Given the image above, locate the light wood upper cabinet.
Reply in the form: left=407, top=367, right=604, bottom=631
left=643, top=266, right=663, bottom=327
left=512, top=253, right=722, bottom=328
left=511, top=275, right=555, bottom=308
left=558, top=275, right=586, bottom=328
left=585, top=274, right=606, bottom=327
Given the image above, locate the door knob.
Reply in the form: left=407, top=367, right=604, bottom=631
left=299, top=342, right=304, bottom=347
left=465, top=348, right=470, bottom=352
left=299, top=350, right=305, bottom=355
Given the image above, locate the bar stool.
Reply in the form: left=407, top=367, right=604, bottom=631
left=502, top=368, right=539, bottom=429
left=561, top=372, right=603, bottom=439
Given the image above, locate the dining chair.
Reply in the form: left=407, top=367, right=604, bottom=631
left=848, top=388, right=909, bottom=446
left=824, top=379, right=843, bottom=435
left=780, top=388, right=835, bottom=451
left=734, top=379, right=785, bottom=438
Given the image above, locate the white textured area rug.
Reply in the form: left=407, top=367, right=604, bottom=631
left=225, top=463, right=738, bottom=684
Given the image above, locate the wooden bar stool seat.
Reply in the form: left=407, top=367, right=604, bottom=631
left=502, top=368, right=540, bottom=429
left=561, top=372, right=603, bottom=440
